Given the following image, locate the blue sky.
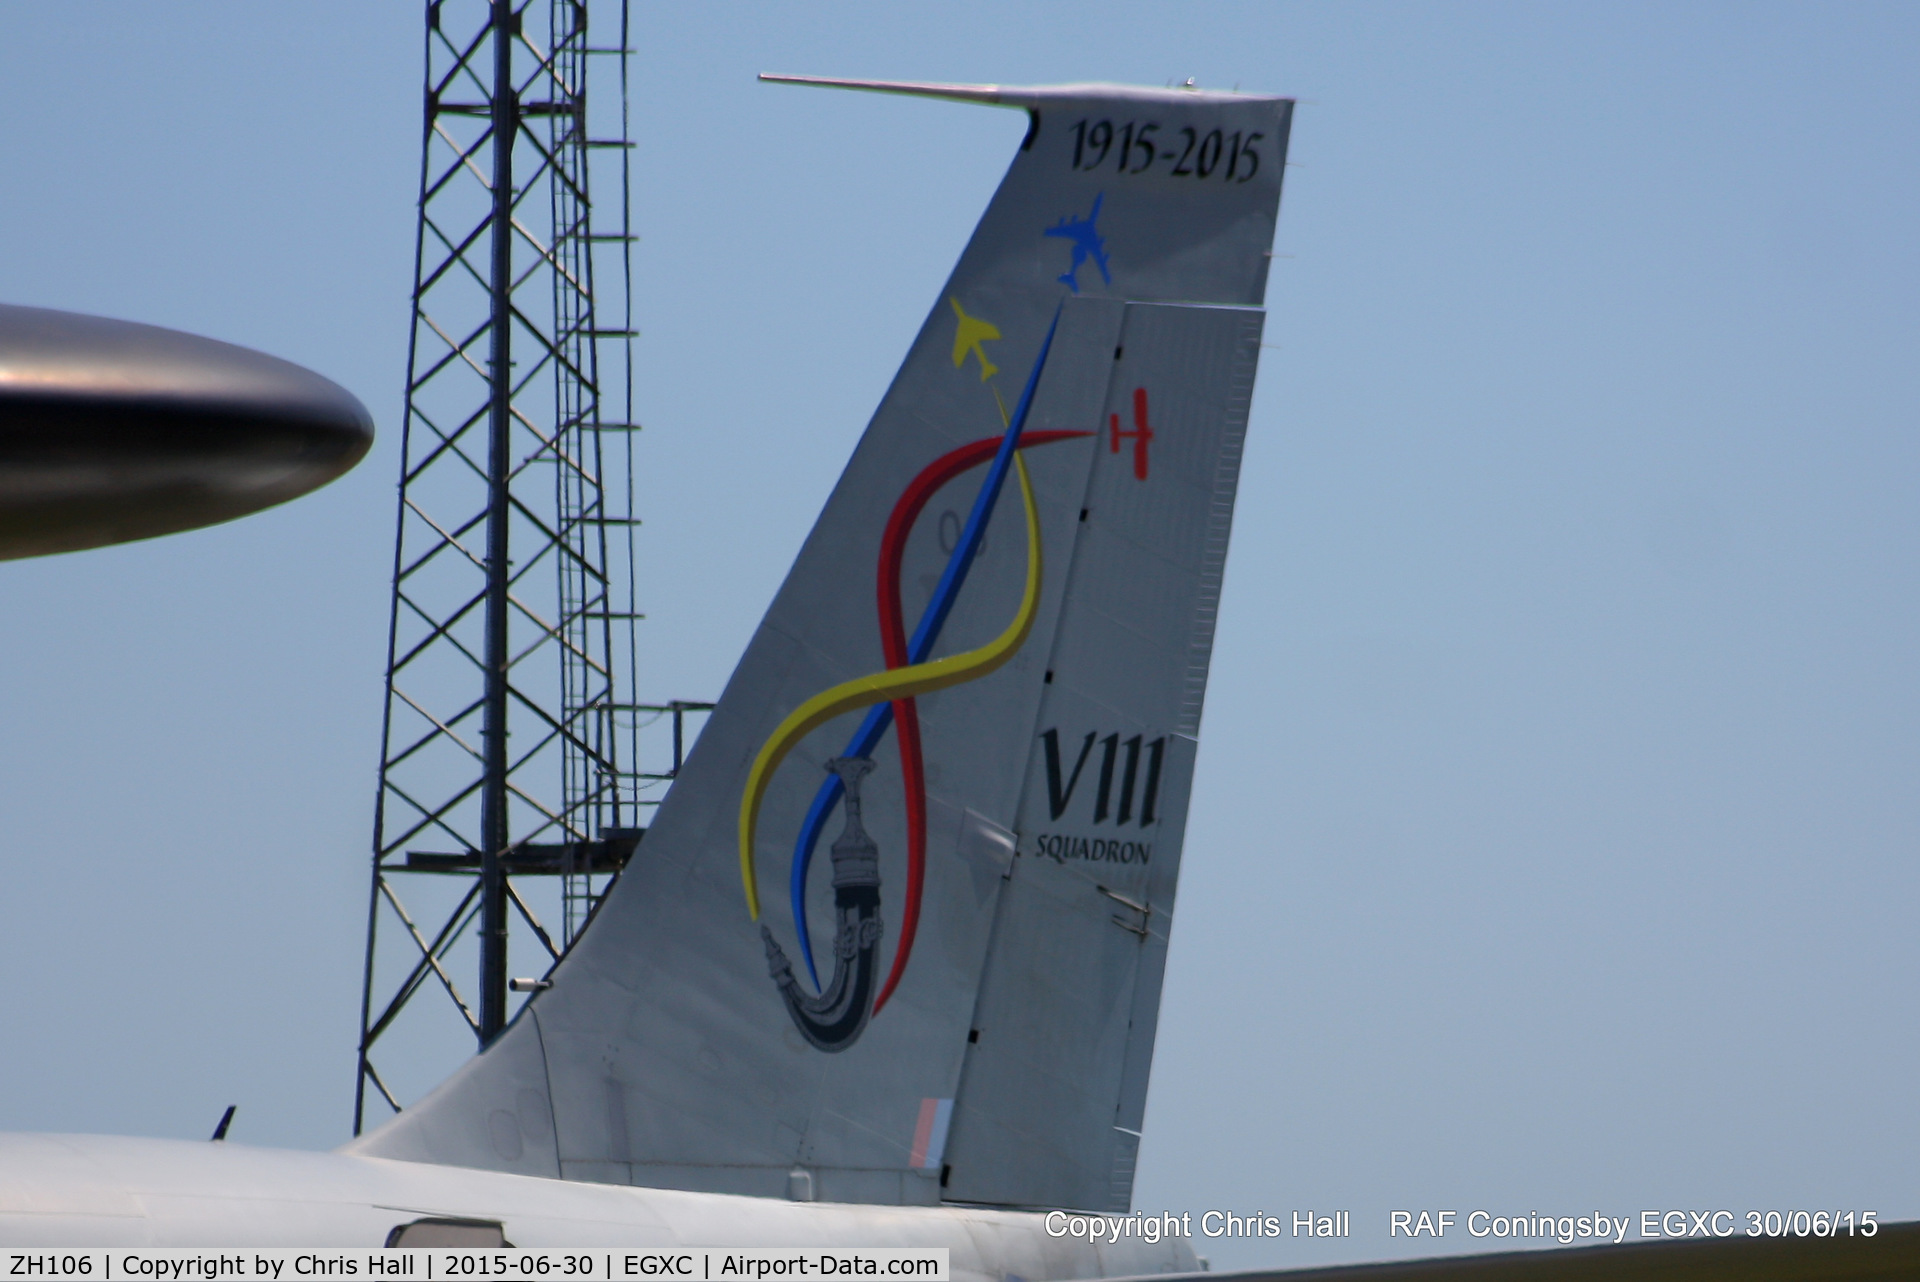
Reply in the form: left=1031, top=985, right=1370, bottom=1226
left=0, top=1, right=1915, bottom=1266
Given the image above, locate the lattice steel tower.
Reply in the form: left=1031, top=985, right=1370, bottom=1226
left=355, top=0, right=682, bottom=1134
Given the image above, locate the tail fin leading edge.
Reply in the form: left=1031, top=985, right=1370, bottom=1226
left=351, top=80, right=1292, bottom=1213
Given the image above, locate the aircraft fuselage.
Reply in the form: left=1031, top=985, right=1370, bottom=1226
left=0, top=1134, right=1193, bottom=1278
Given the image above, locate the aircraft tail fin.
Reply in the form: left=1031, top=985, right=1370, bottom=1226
left=350, top=79, right=1292, bottom=1213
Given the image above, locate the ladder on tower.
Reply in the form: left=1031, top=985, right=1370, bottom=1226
left=353, top=0, right=710, bottom=1135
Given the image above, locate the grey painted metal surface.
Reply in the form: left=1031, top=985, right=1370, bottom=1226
left=8, top=1137, right=1916, bottom=1276
left=0, top=1132, right=1192, bottom=1272
left=0, top=304, right=371, bottom=558
left=354, top=79, right=1291, bottom=1212
left=941, top=302, right=1264, bottom=1212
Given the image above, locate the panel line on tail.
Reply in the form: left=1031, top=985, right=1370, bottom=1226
left=746, top=452, right=1046, bottom=1054
left=768, top=304, right=1065, bottom=994
left=738, top=448, right=1048, bottom=923
left=865, top=428, right=1092, bottom=1012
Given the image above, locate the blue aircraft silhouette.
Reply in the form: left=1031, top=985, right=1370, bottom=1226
left=1044, top=193, right=1111, bottom=293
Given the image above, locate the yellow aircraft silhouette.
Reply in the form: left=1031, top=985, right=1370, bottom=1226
left=948, top=296, right=1000, bottom=381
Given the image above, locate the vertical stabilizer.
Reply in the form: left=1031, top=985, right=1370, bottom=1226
left=351, top=80, right=1291, bottom=1212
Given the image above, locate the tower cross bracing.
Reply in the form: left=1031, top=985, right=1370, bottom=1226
left=355, top=0, right=660, bottom=1135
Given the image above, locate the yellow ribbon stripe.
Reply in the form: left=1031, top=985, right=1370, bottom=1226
left=739, top=453, right=1044, bottom=919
